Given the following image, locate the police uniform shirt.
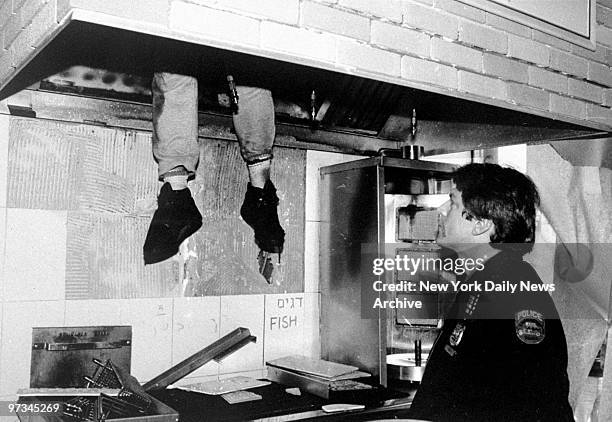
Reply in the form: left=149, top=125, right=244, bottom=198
left=407, top=251, right=574, bottom=422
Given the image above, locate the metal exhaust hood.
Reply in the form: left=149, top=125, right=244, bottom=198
left=1, top=20, right=606, bottom=156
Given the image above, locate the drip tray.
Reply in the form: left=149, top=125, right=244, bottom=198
left=386, top=354, right=429, bottom=382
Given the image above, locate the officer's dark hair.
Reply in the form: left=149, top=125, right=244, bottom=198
left=453, top=163, right=540, bottom=253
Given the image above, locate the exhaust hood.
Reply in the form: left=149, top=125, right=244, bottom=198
left=0, top=20, right=606, bottom=155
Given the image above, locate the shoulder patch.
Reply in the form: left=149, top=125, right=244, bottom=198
left=515, top=309, right=545, bottom=344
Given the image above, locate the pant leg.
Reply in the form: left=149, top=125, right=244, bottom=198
left=152, top=72, right=200, bottom=180
left=232, top=86, right=275, bottom=163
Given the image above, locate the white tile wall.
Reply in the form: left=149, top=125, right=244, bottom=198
left=0, top=301, right=65, bottom=397
left=263, top=293, right=306, bottom=362
left=0, top=302, right=2, bottom=395
left=301, top=293, right=321, bottom=358
left=64, top=300, right=122, bottom=326
left=172, top=297, right=220, bottom=378
left=4, top=209, right=66, bottom=302
left=0, top=115, right=8, bottom=208
left=120, top=298, right=173, bottom=382
left=0, top=207, right=5, bottom=302
left=170, top=2, right=260, bottom=46
left=218, top=295, right=264, bottom=374
left=0, top=141, right=336, bottom=394
left=303, top=221, right=319, bottom=293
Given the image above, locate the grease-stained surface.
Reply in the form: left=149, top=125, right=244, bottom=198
left=6, top=116, right=305, bottom=298
left=185, top=141, right=305, bottom=296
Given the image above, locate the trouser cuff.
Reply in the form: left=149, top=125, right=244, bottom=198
left=246, top=155, right=273, bottom=166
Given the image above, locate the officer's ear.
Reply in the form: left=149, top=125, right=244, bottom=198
left=471, top=219, right=493, bottom=236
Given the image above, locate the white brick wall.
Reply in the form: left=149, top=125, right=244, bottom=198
left=21, top=0, right=56, bottom=50
left=431, top=37, right=482, bottom=72
left=587, top=103, right=612, bottom=123
left=301, top=1, right=370, bottom=41
left=261, top=22, right=337, bottom=63
left=532, top=29, right=571, bottom=52
left=0, top=0, right=59, bottom=74
left=68, top=0, right=170, bottom=26
left=401, top=55, right=457, bottom=89
left=336, top=38, right=401, bottom=76
left=191, top=0, right=299, bottom=25
left=20, top=0, right=46, bottom=28
left=0, top=0, right=611, bottom=132
left=528, top=66, right=568, bottom=94
left=170, top=2, right=260, bottom=46
left=568, top=79, right=604, bottom=103
left=338, top=0, right=403, bottom=22
left=599, top=4, right=612, bottom=26
left=3, top=8, right=22, bottom=49
left=458, top=70, right=507, bottom=100
left=434, top=0, right=484, bottom=23
left=508, top=35, right=549, bottom=66
left=604, top=89, right=612, bottom=106
left=371, top=20, right=430, bottom=57
left=571, top=42, right=608, bottom=64
left=507, top=83, right=549, bottom=110
left=0, top=50, right=14, bottom=83
left=485, top=12, right=531, bottom=38
left=402, top=1, right=458, bottom=39
left=549, top=49, right=589, bottom=78
left=588, top=61, right=612, bottom=86
left=597, top=25, right=612, bottom=47
left=483, top=53, right=528, bottom=83
left=9, top=23, right=35, bottom=68
left=0, top=1, right=12, bottom=28
left=550, top=93, right=587, bottom=119
left=13, top=0, right=29, bottom=11
left=458, top=20, right=507, bottom=53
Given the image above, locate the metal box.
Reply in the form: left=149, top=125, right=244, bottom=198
left=18, top=326, right=178, bottom=422
left=30, top=326, right=132, bottom=388
left=319, top=156, right=455, bottom=386
left=18, top=326, right=255, bottom=421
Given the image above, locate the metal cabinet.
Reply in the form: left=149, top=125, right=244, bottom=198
left=319, top=156, right=455, bottom=386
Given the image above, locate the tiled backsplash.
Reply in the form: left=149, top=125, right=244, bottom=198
left=0, top=293, right=319, bottom=398
left=218, top=295, right=265, bottom=375
left=4, top=209, right=67, bottom=302
left=0, top=119, right=354, bottom=399
left=172, top=296, right=221, bottom=379
left=0, top=301, right=65, bottom=397
left=0, top=115, right=7, bottom=207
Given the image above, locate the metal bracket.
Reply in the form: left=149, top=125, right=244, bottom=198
left=7, top=90, right=35, bottom=117
left=33, top=340, right=131, bottom=351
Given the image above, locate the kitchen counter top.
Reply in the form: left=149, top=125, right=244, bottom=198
left=150, top=381, right=415, bottom=422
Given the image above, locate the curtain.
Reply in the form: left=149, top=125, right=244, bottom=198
left=527, top=139, right=612, bottom=421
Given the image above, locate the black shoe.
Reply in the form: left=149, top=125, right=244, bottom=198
left=240, top=180, right=285, bottom=254
left=143, top=183, right=202, bottom=264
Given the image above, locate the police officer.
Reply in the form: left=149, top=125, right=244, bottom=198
left=406, top=163, right=574, bottom=422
